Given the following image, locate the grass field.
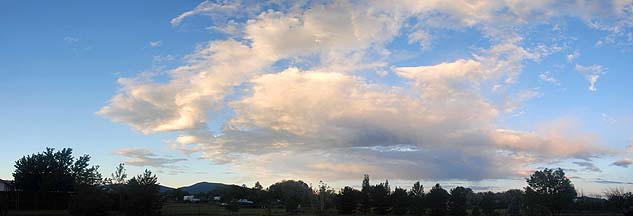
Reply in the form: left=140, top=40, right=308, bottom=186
left=5, top=203, right=624, bottom=216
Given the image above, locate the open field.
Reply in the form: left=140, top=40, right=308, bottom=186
left=5, top=203, right=624, bottom=216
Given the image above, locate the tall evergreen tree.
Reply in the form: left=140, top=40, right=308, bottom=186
left=409, top=181, right=426, bottom=215
left=360, top=174, right=372, bottom=214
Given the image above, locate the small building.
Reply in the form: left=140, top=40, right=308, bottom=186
left=0, top=179, right=15, bottom=192
left=213, top=196, right=221, bottom=201
left=183, top=195, right=200, bottom=202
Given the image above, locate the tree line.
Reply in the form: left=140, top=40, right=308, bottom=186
left=9, top=148, right=161, bottom=216
left=5, top=148, right=633, bottom=216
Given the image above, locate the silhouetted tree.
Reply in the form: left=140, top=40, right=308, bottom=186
left=268, top=180, right=312, bottom=213
left=336, top=186, right=360, bottom=214
left=315, top=181, right=336, bottom=214
left=13, top=148, right=101, bottom=192
left=525, top=168, right=577, bottom=216
left=391, top=187, right=409, bottom=215
left=254, top=181, right=263, bottom=190
left=428, top=184, right=449, bottom=216
left=605, top=189, right=633, bottom=216
left=449, top=186, right=468, bottom=216
left=371, top=180, right=391, bottom=215
left=70, top=185, right=111, bottom=216
left=504, top=189, right=523, bottom=216
left=123, top=169, right=161, bottom=216
left=409, top=181, right=426, bottom=215
left=480, top=191, right=498, bottom=216
left=360, top=174, right=372, bottom=214
left=105, top=163, right=127, bottom=210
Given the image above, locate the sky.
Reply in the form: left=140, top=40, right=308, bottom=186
left=1, top=0, right=632, bottom=195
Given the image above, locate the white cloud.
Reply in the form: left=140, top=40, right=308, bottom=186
left=539, top=71, right=561, bottom=85
left=99, top=0, right=631, bottom=183
left=149, top=41, right=162, bottom=47
left=170, top=1, right=242, bottom=26
left=601, top=113, right=617, bottom=124
left=567, top=50, right=580, bottom=63
left=64, top=36, right=79, bottom=43
left=575, top=64, right=607, bottom=92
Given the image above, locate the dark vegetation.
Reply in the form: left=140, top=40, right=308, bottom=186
left=1, top=148, right=632, bottom=215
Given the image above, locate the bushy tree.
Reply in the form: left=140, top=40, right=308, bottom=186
left=525, top=168, right=577, bottom=216
left=428, top=184, right=449, bottom=216
left=336, top=186, right=360, bottom=214
left=391, top=187, right=409, bottom=215
left=409, top=181, right=426, bottom=215
left=449, top=186, right=468, bottom=216
left=268, top=180, right=312, bottom=213
left=70, top=185, right=112, bottom=216
left=123, top=169, right=161, bottom=216
left=13, top=148, right=101, bottom=192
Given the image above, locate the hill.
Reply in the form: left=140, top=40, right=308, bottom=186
left=160, top=182, right=233, bottom=194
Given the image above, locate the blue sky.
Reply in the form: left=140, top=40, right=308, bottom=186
left=1, top=0, right=632, bottom=194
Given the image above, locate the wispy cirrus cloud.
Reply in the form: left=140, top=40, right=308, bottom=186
left=575, top=64, right=607, bottom=92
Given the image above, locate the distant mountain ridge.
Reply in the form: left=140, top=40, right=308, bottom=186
left=159, top=182, right=234, bottom=194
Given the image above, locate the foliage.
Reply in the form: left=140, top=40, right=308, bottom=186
left=13, top=148, right=102, bottom=192
left=480, top=191, right=498, bottom=216
left=370, top=180, right=391, bottom=215
left=391, top=187, right=409, bottom=215
left=449, top=186, right=468, bottom=216
left=525, top=168, right=577, bottom=216
left=123, top=169, right=161, bottom=216
left=503, top=189, right=523, bottom=216
left=268, top=180, right=312, bottom=213
left=471, top=207, right=481, bottom=216
left=408, top=181, right=426, bottom=215
left=605, top=189, right=633, bottom=216
left=315, top=181, right=336, bottom=214
left=69, top=185, right=112, bottom=216
left=336, top=186, right=360, bottom=214
left=254, top=181, right=263, bottom=190
left=359, top=174, right=372, bottom=214
left=428, top=184, right=449, bottom=216
left=111, top=163, right=128, bottom=185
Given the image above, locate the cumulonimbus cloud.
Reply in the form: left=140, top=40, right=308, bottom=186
left=99, top=0, right=631, bottom=183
